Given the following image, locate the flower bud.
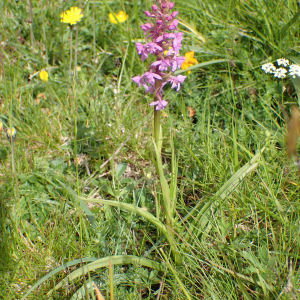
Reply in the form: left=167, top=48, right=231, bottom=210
left=144, top=11, right=152, bottom=17
left=162, top=3, right=167, bottom=9
left=141, top=23, right=152, bottom=33
left=151, top=5, right=158, bottom=11
left=168, top=19, right=178, bottom=30
left=169, top=2, right=175, bottom=9
left=171, top=11, right=179, bottom=18
left=166, top=15, right=172, bottom=21
left=6, top=127, right=16, bottom=141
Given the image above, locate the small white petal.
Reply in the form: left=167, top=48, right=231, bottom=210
left=261, top=63, right=276, bottom=74
left=274, top=68, right=287, bottom=78
left=277, top=58, right=289, bottom=67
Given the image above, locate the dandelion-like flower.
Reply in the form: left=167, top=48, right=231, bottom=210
left=109, top=11, right=128, bottom=24
left=131, top=0, right=186, bottom=110
left=6, top=127, right=16, bottom=141
left=39, top=70, right=48, bottom=82
left=277, top=58, right=289, bottom=67
left=289, top=64, right=300, bottom=78
left=261, top=63, right=276, bottom=74
left=274, top=68, right=287, bottom=78
left=181, top=51, right=198, bottom=73
left=60, top=7, right=83, bottom=26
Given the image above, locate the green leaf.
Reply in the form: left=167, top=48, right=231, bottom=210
left=21, top=258, right=98, bottom=300
left=18, top=174, right=27, bottom=184
left=280, top=10, right=300, bottom=39
left=27, top=175, right=38, bottom=184
left=116, top=162, right=128, bottom=178
left=59, top=181, right=174, bottom=247
left=50, top=157, right=64, bottom=168
left=183, top=148, right=265, bottom=237
left=215, top=148, right=263, bottom=200
left=48, top=255, right=164, bottom=294
left=174, top=59, right=236, bottom=75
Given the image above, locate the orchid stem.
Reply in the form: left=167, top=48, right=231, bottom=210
left=154, top=108, right=160, bottom=150
left=153, top=106, right=178, bottom=263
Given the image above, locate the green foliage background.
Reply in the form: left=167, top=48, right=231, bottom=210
left=1, top=0, right=300, bottom=299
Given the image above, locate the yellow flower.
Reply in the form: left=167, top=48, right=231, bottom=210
left=6, top=127, right=17, bottom=141
left=39, top=70, right=48, bottom=82
left=181, top=51, right=198, bottom=73
left=109, top=11, right=128, bottom=24
left=60, top=7, right=83, bottom=26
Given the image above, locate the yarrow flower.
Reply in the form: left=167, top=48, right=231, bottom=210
left=261, top=63, right=276, bottom=74
left=274, top=68, right=287, bottom=78
left=60, top=7, right=83, bottom=26
left=289, top=64, right=300, bottom=78
left=109, top=11, right=128, bottom=24
left=39, top=70, right=48, bottom=82
left=181, top=51, right=198, bottom=73
left=131, top=0, right=186, bottom=110
left=277, top=58, right=289, bottom=67
left=261, top=59, right=300, bottom=79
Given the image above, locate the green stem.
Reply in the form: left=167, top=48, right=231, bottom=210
left=93, top=0, right=96, bottom=58
left=40, top=0, right=49, bottom=75
left=153, top=105, right=178, bottom=263
left=74, top=24, right=79, bottom=81
left=69, top=26, right=73, bottom=82
left=29, top=0, right=34, bottom=55
left=11, top=138, right=20, bottom=221
left=61, top=3, right=65, bottom=63
left=153, top=108, right=160, bottom=148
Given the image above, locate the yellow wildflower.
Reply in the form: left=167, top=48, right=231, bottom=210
left=6, top=127, right=17, bottom=141
left=181, top=51, right=198, bottom=73
left=109, top=11, right=128, bottom=24
left=60, top=7, right=83, bottom=26
left=39, top=70, right=48, bottom=82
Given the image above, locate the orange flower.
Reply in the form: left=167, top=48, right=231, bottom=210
left=181, top=51, right=198, bottom=73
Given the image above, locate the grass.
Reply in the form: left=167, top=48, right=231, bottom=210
left=1, top=0, right=300, bottom=299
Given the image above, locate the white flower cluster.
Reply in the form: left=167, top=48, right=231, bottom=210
left=289, top=64, right=300, bottom=78
left=261, top=58, right=300, bottom=79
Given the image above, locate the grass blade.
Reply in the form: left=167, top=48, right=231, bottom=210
left=48, top=255, right=164, bottom=294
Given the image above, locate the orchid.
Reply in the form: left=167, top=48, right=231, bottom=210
left=167, top=74, right=186, bottom=91
left=132, top=0, right=186, bottom=110
left=132, top=0, right=186, bottom=263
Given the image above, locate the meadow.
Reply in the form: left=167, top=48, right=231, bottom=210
left=1, top=0, right=300, bottom=299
